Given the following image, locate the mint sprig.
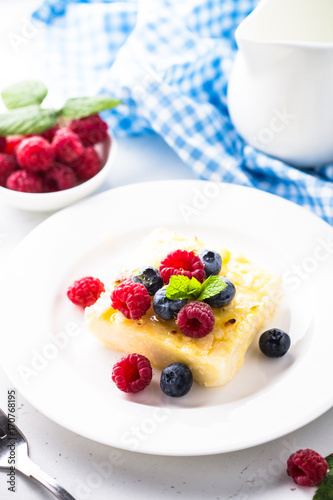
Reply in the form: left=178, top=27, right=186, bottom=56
left=0, top=105, right=60, bottom=135
left=314, top=454, right=333, bottom=500
left=166, top=275, right=226, bottom=301
left=197, top=275, right=227, bottom=301
left=0, top=80, right=122, bottom=135
left=61, top=96, right=121, bottom=119
left=1, top=80, right=48, bottom=109
left=326, top=455, right=333, bottom=469
left=166, top=276, right=202, bottom=300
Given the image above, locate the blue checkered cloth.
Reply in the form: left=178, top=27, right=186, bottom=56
left=32, top=0, right=333, bottom=224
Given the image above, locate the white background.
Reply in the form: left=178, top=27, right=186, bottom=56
left=0, top=1, right=333, bottom=499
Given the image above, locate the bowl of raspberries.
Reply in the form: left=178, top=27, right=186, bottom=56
left=0, top=114, right=116, bottom=211
left=0, top=79, right=121, bottom=211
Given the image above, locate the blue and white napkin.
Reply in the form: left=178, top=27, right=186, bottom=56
left=32, top=0, right=333, bottom=224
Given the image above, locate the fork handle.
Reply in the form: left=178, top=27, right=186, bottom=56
left=19, top=458, right=76, bottom=500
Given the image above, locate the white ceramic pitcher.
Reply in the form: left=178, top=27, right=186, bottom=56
left=227, top=0, right=333, bottom=167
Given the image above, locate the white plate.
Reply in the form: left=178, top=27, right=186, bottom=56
left=0, top=180, right=332, bottom=456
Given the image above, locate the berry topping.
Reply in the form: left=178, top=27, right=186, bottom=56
left=5, top=135, right=23, bottom=155
left=132, top=266, right=163, bottom=296
left=6, top=170, right=43, bottom=193
left=67, top=276, right=105, bottom=308
left=69, top=114, right=108, bottom=147
left=176, top=301, right=215, bottom=338
left=160, top=362, right=193, bottom=397
left=0, top=136, right=7, bottom=153
left=52, top=128, right=84, bottom=164
left=199, top=249, right=222, bottom=277
left=43, top=163, right=77, bottom=192
left=287, top=449, right=328, bottom=487
left=74, top=146, right=101, bottom=181
left=16, top=136, right=55, bottom=172
left=204, top=277, right=236, bottom=308
left=112, top=353, right=152, bottom=393
left=159, top=249, right=205, bottom=285
left=259, top=328, right=291, bottom=358
left=111, top=280, right=151, bottom=320
left=153, top=286, right=187, bottom=320
left=0, top=154, right=18, bottom=187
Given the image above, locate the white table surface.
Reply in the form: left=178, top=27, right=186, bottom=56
left=0, top=2, right=333, bottom=500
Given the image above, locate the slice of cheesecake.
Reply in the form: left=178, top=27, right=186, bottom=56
left=85, top=229, right=281, bottom=387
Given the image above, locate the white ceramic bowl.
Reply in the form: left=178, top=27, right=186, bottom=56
left=0, top=133, right=117, bottom=212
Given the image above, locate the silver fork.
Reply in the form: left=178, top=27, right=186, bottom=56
left=0, top=408, right=76, bottom=499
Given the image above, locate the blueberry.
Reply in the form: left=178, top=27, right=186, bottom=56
left=204, top=277, right=236, bottom=308
left=259, top=329, right=291, bottom=358
left=160, top=363, right=193, bottom=397
left=153, top=287, right=187, bottom=320
left=131, top=266, right=163, bottom=296
left=199, top=249, right=222, bottom=277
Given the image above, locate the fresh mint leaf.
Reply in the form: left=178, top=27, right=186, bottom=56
left=313, top=470, right=333, bottom=500
left=0, top=105, right=59, bottom=135
left=61, top=96, right=121, bottom=118
left=165, top=275, right=227, bottom=301
left=187, top=277, right=202, bottom=297
left=1, top=80, right=48, bottom=109
left=165, top=276, right=202, bottom=300
left=197, top=275, right=227, bottom=301
left=326, top=455, right=333, bottom=469
left=313, top=455, right=333, bottom=500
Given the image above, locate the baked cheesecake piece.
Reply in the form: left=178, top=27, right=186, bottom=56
left=85, top=229, right=281, bottom=387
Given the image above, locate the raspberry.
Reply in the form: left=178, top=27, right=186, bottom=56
left=112, top=353, right=152, bottom=393
left=43, top=163, right=77, bottom=192
left=52, top=128, right=83, bottom=164
left=159, top=249, right=206, bottom=284
left=74, top=146, right=101, bottom=181
left=0, top=154, right=18, bottom=187
left=111, top=280, right=151, bottom=320
left=5, top=136, right=23, bottom=155
left=176, top=302, right=215, bottom=338
left=16, top=136, right=55, bottom=172
left=69, top=114, right=108, bottom=146
left=6, top=170, right=43, bottom=193
left=41, top=124, right=60, bottom=142
left=287, top=449, right=328, bottom=487
left=67, top=276, right=105, bottom=308
left=0, top=136, right=7, bottom=153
